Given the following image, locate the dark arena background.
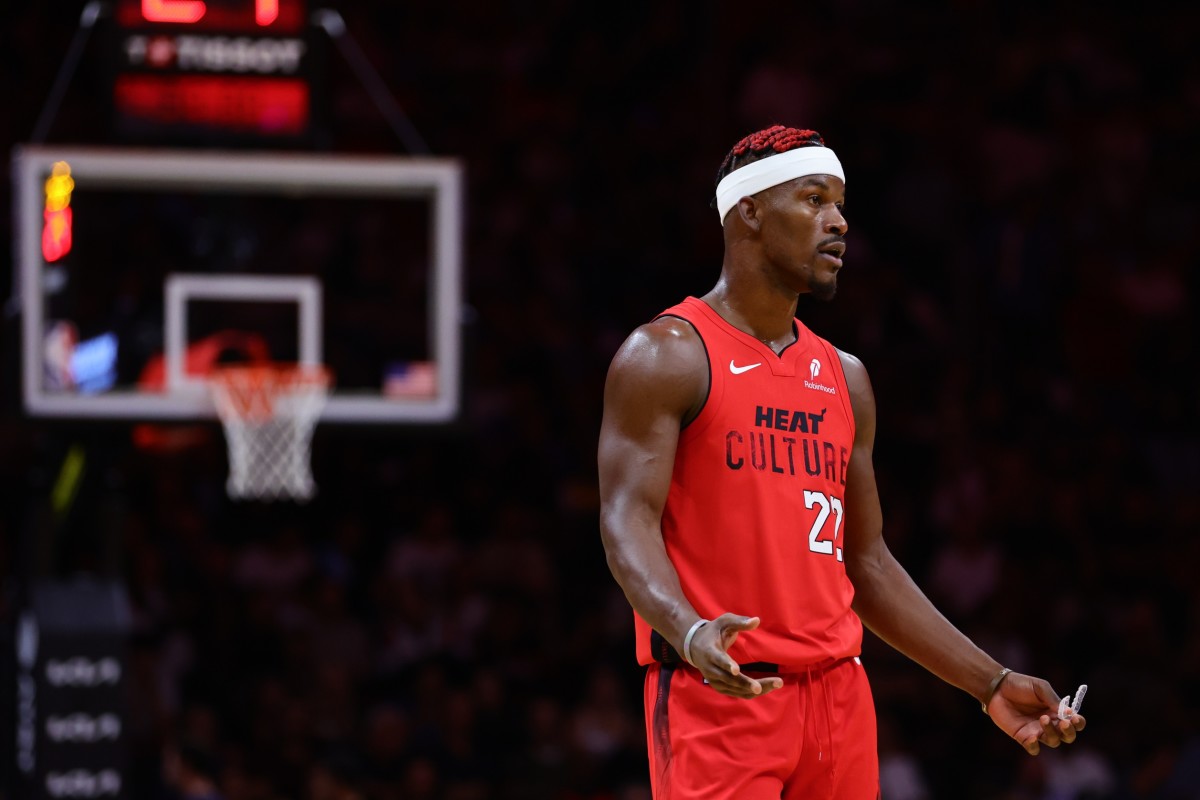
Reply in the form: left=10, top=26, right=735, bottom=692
left=2, top=2, right=1198, bottom=799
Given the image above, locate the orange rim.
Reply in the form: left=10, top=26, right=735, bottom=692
left=210, top=364, right=331, bottom=421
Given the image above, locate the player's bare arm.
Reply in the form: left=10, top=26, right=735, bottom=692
left=837, top=348, right=1086, bottom=755
left=598, top=318, right=783, bottom=699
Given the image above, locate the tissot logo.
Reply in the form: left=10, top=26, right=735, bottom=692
left=124, top=34, right=307, bottom=74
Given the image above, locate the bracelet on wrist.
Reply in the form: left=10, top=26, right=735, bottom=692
left=682, top=619, right=709, bottom=666
left=980, top=667, right=1013, bottom=714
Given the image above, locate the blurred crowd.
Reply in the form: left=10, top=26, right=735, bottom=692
left=2, top=1, right=1199, bottom=799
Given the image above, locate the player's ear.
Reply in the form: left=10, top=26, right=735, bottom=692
left=735, top=196, right=763, bottom=231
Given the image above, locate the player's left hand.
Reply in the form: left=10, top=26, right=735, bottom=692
left=985, top=671, right=1087, bottom=756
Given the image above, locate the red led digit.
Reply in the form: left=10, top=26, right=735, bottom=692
left=256, top=0, right=279, bottom=25
left=43, top=162, right=74, bottom=262
left=142, top=0, right=206, bottom=23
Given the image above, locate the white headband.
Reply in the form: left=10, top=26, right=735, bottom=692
left=715, top=146, right=845, bottom=225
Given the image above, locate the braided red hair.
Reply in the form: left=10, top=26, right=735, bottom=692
left=716, top=125, right=826, bottom=184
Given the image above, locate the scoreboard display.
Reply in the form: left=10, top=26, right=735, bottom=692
left=110, top=0, right=321, bottom=142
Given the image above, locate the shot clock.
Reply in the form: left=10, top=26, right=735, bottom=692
left=110, top=0, right=323, bottom=143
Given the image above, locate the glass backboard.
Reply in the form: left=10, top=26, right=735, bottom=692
left=13, top=145, right=463, bottom=423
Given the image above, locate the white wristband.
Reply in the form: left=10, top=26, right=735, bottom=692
left=682, top=619, right=709, bottom=666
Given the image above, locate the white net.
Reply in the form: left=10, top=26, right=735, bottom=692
left=210, top=365, right=331, bottom=502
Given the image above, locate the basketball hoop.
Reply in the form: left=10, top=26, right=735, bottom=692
left=210, top=364, right=332, bottom=502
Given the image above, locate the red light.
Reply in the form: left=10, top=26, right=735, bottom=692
left=115, top=75, right=310, bottom=135
left=138, top=0, right=284, bottom=26
left=43, top=162, right=74, bottom=262
left=43, top=208, right=73, bottom=262
left=142, top=0, right=206, bottom=24
left=256, top=0, right=279, bottom=26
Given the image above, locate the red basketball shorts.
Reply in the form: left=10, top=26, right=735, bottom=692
left=643, top=656, right=879, bottom=800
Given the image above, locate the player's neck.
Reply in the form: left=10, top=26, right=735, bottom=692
left=701, top=281, right=799, bottom=353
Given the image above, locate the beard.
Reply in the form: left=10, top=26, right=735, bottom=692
left=809, top=272, right=838, bottom=302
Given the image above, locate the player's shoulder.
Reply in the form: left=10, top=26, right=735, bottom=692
left=604, top=316, right=708, bottom=404
left=610, top=315, right=706, bottom=372
left=833, top=346, right=875, bottom=415
left=833, top=346, right=867, bottom=381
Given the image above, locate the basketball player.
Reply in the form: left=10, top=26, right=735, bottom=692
left=597, top=126, right=1086, bottom=799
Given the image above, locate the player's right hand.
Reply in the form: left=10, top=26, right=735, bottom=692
left=689, top=613, right=785, bottom=699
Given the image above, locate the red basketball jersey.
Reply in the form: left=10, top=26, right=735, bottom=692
left=634, top=297, right=863, bottom=668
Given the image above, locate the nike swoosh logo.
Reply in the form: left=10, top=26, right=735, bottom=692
left=729, top=360, right=762, bottom=375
